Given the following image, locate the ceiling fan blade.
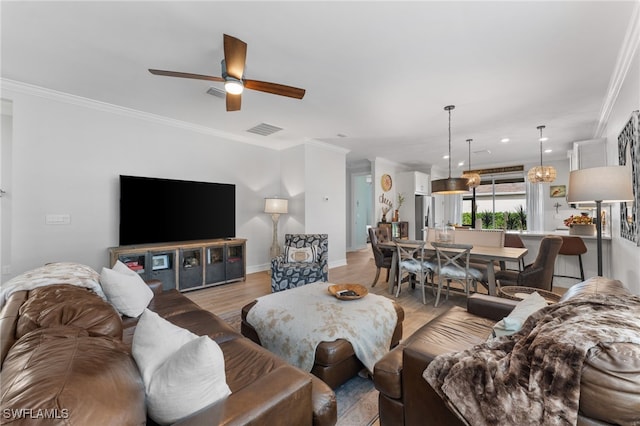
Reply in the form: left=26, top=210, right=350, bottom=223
left=149, top=69, right=224, bottom=83
left=223, top=34, right=247, bottom=80
left=244, top=79, right=306, bottom=99
left=226, top=93, right=241, bottom=112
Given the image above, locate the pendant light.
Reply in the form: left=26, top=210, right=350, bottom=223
left=527, top=125, right=556, bottom=183
left=461, top=139, right=481, bottom=188
left=431, top=105, right=469, bottom=194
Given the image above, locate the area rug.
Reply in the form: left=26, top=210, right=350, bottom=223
left=220, top=310, right=378, bottom=425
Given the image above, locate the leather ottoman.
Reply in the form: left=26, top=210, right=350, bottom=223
left=241, top=299, right=404, bottom=389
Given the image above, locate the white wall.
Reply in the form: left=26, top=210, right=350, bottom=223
left=604, top=43, right=640, bottom=294
left=3, top=84, right=282, bottom=279
left=1, top=101, right=13, bottom=280
left=372, top=157, right=408, bottom=225
left=305, top=141, right=348, bottom=267
left=279, top=141, right=347, bottom=267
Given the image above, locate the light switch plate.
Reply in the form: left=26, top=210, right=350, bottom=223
left=45, top=214, right=71, bottom=225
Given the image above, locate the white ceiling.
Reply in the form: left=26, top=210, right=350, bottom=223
left=2, top=1, right=636, bottom=172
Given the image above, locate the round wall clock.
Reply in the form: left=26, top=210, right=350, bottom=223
left=381, top=174, right=393, bottom=192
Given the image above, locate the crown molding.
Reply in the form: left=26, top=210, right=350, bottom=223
left=0, top=78, right=280, bottom=149
left=304, top=138, right=350, bottom=155
left=594, top=1, right=640, bottom=138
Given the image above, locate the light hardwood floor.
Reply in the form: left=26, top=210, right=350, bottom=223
left=185, top=246, right=471, bottom=338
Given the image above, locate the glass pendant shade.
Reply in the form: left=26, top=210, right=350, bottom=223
left=527, top=165, right=557, bottom=183
left=527, top=125, right=556, bottom=184
left=462, top=171, right=481, bottom=188
left=432, top=105, right=469, bottom=194
left=462, top=138, right=481, bottom=189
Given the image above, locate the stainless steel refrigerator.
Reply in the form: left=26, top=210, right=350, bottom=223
left=415, top=195, right=433, bottom=240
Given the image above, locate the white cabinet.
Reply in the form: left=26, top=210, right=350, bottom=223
left=570, top=138, right=606, bottom=171
left=407, top=171, right=430, bottom=195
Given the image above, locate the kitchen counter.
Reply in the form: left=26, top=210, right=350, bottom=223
left=506, top=229, right=611, bottom=240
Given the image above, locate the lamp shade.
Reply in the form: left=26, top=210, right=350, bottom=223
left=568, top=166, right=633, bottom=203
left=431, top=177, right=470, bottom=194
left=264, top=198, right=288, bottom=214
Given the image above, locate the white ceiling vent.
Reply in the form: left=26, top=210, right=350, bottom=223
left=247, top=123, right=283, bottom=136
left=206, top=86, right=226, bottom=98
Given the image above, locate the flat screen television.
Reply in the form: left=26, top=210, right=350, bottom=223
left=119, top=175, right=235, bottom=246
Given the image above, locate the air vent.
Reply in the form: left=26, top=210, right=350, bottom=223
left=247, top=123, right=283, bottom=136
left=206, top=87, right=226, bottom=98
left=473, top=149, right=492, bottom=155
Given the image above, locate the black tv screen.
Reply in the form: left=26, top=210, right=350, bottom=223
left=119, top=175, right=235, bottom=245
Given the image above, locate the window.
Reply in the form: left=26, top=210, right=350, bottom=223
left=462, top=175, right=527, bottom=229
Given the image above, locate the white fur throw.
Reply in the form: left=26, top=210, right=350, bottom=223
left=0, top=262, right=106, bottom=309
left=246, top=282, right=397, bottom=372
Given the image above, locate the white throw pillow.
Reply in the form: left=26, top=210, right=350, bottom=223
left=100, top=260, right=153, bottom=317
left=285, top=245, right=318, bottom=263
left=132, top=309, right=231, bottom=425
left=147, top=336, right=230, bottom=424
left=492, top=291, right=548, bottom=337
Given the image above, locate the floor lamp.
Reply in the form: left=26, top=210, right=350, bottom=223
left=264, top=197, right=288, bottom=258
left=567, top=166, right=633, bottom=276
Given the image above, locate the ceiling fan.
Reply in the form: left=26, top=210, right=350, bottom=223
left=149, top=34, right=306, bottom=112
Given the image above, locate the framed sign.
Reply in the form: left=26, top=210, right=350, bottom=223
left=618, top=110, right=639, bottom=245
left=550, top=185, right=566, bottom=198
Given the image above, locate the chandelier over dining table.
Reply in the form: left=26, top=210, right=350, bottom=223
left=527, top=125, right=556, bottom=183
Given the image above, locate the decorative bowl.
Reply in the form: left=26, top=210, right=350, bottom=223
left=328, top=283, right=368, bottom=300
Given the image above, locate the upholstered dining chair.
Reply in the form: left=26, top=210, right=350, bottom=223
left=394, top=240, right=435, bottom=305
left=495, top=235, right=563, bottom=291
left=431, top=242, right=484, bottom=307
left=271, top=234, right=328, bottom=292
left=368, top=227, right=393, bottom=287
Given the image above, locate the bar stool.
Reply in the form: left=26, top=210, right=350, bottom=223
left=553, top=236, right=587, bottom=283
left=503, top=233, right=526, bottom=271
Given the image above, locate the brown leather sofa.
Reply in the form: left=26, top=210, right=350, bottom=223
left=1, top=280, right=337, bottom=426
left=373, top=277, right=640, bottom=426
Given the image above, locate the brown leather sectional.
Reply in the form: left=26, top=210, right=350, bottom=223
left=1, top=280, right=337, bottom=426
left=373, top=277, right=640, bottom=425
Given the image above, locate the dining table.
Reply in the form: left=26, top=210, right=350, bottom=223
left=378, top=240, right=528, bottom=297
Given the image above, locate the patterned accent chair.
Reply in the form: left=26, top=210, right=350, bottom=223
left=271, top=234, right=329, bottom=292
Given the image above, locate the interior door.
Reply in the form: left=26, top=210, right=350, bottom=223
left=352, top=174, right=372, bottom=249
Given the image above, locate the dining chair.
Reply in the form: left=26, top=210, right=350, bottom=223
left=368, top=227, right=394, bottom=287
left=495, top=235, right=563, bottom=291
left=431, top=242, right=484, bottom=307
left=394, top=240, right=435, bottom=304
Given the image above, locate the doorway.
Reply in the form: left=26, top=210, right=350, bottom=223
left=351, top=174, right=373, bottom=250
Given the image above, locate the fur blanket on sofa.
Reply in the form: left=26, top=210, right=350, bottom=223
left=423, top=293, right=640, bottom=426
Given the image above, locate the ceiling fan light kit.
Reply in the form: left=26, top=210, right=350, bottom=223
left=527, top=125, right=557, bottom=183
left=431, top=105, right=470, bottom=195
left=149, top=34, right=305, bottom=111
left=224, top=79, right=244, bottom=95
